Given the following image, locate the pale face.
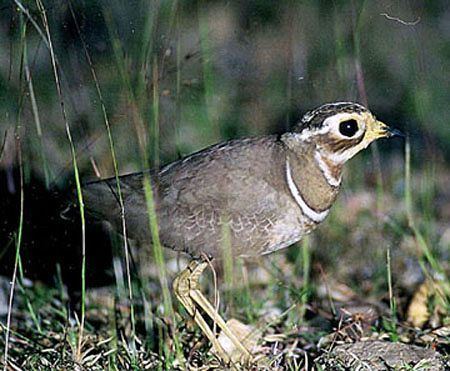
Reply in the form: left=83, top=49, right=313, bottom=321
left=295, top=104, right=400, bottom=164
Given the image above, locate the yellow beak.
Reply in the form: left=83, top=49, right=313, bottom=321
left=373, top=120, right=404, bottom=139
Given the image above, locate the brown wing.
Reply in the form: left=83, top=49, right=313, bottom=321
left=157, top=169, right=282, bottom=258
left=156, top=137, right=287, bottom=258
left=83, top=136, right=288, bottom=258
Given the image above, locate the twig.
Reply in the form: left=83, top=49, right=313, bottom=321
left=380, top=13, right=421, bottom=26
left=0, top=130, right=8, bottom=162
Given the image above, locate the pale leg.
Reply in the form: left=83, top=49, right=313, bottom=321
left=173, top=260, right=253, bottom=364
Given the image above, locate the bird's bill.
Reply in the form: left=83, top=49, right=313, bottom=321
left=372, top=120, right=405, bottom=139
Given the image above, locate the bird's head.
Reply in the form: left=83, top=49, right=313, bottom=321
left=292, top=102, right=403, bottom=164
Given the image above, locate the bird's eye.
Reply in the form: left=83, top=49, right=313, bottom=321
left=339, top=119, right=359, bottom=137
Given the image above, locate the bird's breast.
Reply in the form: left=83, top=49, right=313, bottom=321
left=257, top=197, right=317, bottom=256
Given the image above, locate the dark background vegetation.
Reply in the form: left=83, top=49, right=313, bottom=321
left=0, top=0, right=449, bottom=369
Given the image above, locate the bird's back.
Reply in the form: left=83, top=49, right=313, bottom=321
left=82, top=135, right=310, bottom=258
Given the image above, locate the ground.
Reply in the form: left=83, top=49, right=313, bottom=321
left=1, top=162, right=449, bottom=369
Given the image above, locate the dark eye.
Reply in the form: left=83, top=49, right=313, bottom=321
left=339, top=119, right=359, bottom=137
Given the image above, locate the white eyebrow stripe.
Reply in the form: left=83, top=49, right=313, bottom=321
left=292, top=125, right=330, bottom=142
left=285, top=159, right=329, bottom=223
left=314, top=151, right=341, bottom=188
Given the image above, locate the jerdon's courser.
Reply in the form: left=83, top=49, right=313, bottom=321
left=82, top=101, right=403, bottom=364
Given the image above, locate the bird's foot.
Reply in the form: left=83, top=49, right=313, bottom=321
left=173, top=260, right=253, bottom=366
left=213, top=318, right=264, bottom=366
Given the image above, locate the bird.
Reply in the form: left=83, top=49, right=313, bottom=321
left=81, top=101, right=402, bottom=364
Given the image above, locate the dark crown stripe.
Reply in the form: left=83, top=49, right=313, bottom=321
left=297, top=102, right=368, bottom=132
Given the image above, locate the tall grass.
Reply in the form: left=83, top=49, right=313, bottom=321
left=33, top=0, right=88, bottom=360
left=404, top=138, right=449, bottom=306
left=67, top=1, right=139, bottom=363
left=385, top=247, right=398, bottom=341
left=4, top=10, right=32, bottom=368
left=3, top=139, right=24, bottom=371
left=221, top=221, right=235, bottom=316
left=103, top=2, right=185, bottom=367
